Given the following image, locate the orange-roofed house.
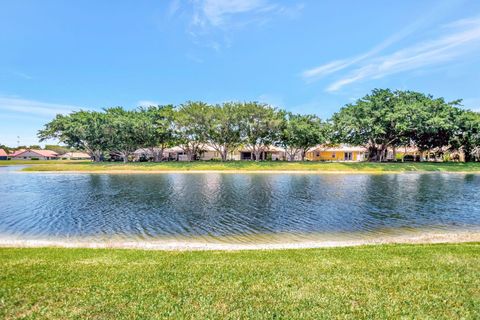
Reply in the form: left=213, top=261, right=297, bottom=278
left=0, top=148, right=8, bottom=160
left=9, top=149, right=59, bottom=160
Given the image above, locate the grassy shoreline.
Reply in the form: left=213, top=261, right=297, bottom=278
left=1, top=243, right=479, bottom=319
left=3, top=160, right=480, bottom=173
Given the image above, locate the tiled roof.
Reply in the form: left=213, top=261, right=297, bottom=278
left=10, top=149, right=58, bottom=158
left=9, top=149, right=26, bottom=157
left=63, top=152, right=90, bottom=158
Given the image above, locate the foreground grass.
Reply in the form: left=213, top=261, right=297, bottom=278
left=1, top=244, right=479, bottom=319
left=9, top=160, right=480, bottom=173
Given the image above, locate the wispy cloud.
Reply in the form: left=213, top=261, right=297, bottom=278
left=137, top=100, right=160, bottom=107
left=191, top=0, right=299, bottom=28
left=170, top=0, right=303, bottom=50
left=302, top=12, right=480, bottom=92
left=0, top=97, right=80, bottom=117
left=12, top=72, right=33, bottom=80
left=167, top=0, right=181, bottom=17
left=301, top=18, right=429, bottom=81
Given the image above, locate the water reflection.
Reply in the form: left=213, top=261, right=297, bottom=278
left=0, top=167, right=479, bottom=242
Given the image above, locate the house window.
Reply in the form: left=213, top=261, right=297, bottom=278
left=332, top=152, right=336, bottom=158
left=316, top=152, right=320, bottom=157
left=344, top=152, right=353, bottom=160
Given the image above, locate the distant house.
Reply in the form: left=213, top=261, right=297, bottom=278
left=0, top=149, right=7, bottom=160
left=61, top=152, right=91, bottom=160
left=306, top=145, right=367, bottom=162
left=9, top=149, right=59, bottom=160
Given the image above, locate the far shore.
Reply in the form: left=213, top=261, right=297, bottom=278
left=3, top=160, right=480, bottom=174
left=14, top=169, right=480, bottom=175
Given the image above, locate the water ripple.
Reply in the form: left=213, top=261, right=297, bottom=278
left=1, top=167, right=480, bottom=242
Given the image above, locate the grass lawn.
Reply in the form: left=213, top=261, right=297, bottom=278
left=1, top=244, right=479, bottom=319
left=3, top=159, right=480, bottom=173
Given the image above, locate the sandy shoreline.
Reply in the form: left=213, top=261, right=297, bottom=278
left=17, top=169, right=480, bottom=174
left=1, top=231, right=479, bottom=251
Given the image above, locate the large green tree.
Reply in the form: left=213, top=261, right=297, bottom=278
left=103, top=107, right=147, bottom=163
left=207, top=102, right=244, bottom=161
left=38, top=110, right=109, bottom=161
left=332, top=89, right=462, bottom=161
left=450, top=109, right=480, bottom=162
left=279, top=113, right=328, bottom=161
left=239, top=102, right=282, bottom=161
left=174, top=101, right=211, bottom=161
left=138, top=105, right=175, bottom=161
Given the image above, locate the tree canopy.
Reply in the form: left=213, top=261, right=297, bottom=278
left=37, top=90, right=480, bottom=162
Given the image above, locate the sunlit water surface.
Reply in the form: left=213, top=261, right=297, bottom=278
left=1, top=166, right=480, bottom=244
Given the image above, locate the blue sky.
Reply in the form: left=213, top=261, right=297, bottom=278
left=1, top=0, right=480, bottom=146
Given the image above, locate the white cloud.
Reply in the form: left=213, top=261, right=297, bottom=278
left=198, top=0, right=268, bottom=27
left=12, top=72, right=33, bottom=80
left=137, top=100, right=160, bottom=107
left=0, top=97, right=80, bottom=117
left=325, top=17, right=480, bottom=92
left=167, top=0, right=181, bottom=17
left=301, top=3, right=454, bottom=81
left=171, top=0, right=303, bottom=50
left=257, top=93, right=284, bottom=108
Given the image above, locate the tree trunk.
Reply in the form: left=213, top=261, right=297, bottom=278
left=464, top=146, right=472, bottom=162
left=151, top=147, right=163, bottom=162
left=254, top=150, right=261, bottom=162
left=221, top=149, right=228, bottom=161
left=301, top=151, right=306, bottom=162
left=392, top=146, right=397, bottom=162
left=289, top=153, right=295, bottom=162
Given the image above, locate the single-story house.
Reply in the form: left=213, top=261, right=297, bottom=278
left=0, top=148, right=8, bottom=160
left=306, top=145, right=367, bottom=162
left=61, top=152, right=91, bottom=160
left=9, top=149, right=59, bottom=160
left=134, top=145, right=287, bottom=161
left=388, top=146, right=465, bottom=162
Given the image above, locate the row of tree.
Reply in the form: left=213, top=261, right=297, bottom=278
left=332, top=89, right=480, bottom=162
left=38, top=89, right=480, bottom=162
left=38, top=102, right=327, bottom=162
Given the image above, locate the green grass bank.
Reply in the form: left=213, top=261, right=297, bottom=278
left=1, top=244, right=479, bottom=319
left=4, top=160, right=480, bottom=173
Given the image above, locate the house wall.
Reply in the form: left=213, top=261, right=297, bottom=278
left=200, top=151, right=220, bottom=161
left=306, top=151, right=364, bottom=161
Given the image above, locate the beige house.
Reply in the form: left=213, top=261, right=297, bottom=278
left=61, top=152, right=91, bottom=160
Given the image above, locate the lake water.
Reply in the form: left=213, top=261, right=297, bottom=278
left=1, top=166, right=480, bottom=244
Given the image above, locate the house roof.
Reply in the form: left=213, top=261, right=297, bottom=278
left=164, top=146, right=184, bottom=153
left=0, top=149, right=7, bottom=157
left=9, top=149, right=26, bottom=157
left=63, top=152, right=90, bottom=158
left=11, top=149, right=59, bottom=158
left=310, top=145, right=367, bottom=152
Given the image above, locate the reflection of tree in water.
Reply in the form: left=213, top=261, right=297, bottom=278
left=4, top=172, right=480, bottom=241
